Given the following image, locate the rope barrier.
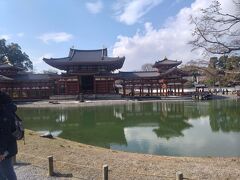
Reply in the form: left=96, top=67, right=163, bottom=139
left=54, top=159, right=102, bottom=171
left=17, top=152, right=195, bottom=179
left=109, top=169, right=176, bottom=179
left=18, top=152, right=47, bottom=161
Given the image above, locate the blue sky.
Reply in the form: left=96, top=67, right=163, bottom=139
left=0, top=0, right=233, bottom=72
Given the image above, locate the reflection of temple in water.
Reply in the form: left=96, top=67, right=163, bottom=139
left=19, top=101, right=229, bottom=149
left=209, top=100, right=240, bottom=132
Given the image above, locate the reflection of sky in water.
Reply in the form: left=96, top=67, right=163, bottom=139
left=56, top=114, right=67, bottom=123
left=111, top=116, right=240, bottom=156
left=114, top=109, right=125, bottom=120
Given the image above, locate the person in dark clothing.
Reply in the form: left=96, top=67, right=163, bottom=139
left=0, top=91, right=17, bottom=180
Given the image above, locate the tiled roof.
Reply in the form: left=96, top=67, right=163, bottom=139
left=153, top=57, right=182, bottom=68
left=117, top=71, right=160, bottom=79
left=13, top=73, right=53, bottom=81
left=161, top=67, right=189, bottom=77
left=0, top=75, right=13, bottom=81
left=43, top=48, right=125, bottom=71
left=70, top=48, right=108, bottom=62
left=0, top=63, right=24, bottom=70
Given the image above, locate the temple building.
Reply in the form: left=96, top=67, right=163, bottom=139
left=43, top=48, right=125, bottom=95
left=118, top=57, right=188, bottom=96
left=0, top=60, right=55, bottom=99
left=0, top=48, right=189, bottom=99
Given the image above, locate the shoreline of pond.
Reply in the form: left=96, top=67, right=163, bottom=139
left=16, top=95, right=238, bottom=108
left=16, top=94, right=238, bottom=108
left=16, top=130, right=240, bottom=179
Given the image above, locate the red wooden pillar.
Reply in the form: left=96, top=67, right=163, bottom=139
left=57, top=81, right=59, bottom=95
left=77, top=79, right=80, bottom=94
left=64, top=80, right=67, bottom=95
left=93, top=78, right=96, bottom=94
left=166, top=84, right=168, bottom=96
left=104, top=79, right=107, bottom=94
left=182, top=84, right=184, bottom=96
left=174, top=83, right=176, bottom=96
left=142, top=85, right=145, bottom=96
left=78, top=76, right=81, bottom=94
left=132, top=85, right=135, bottom=96
left=123, top=80, right=126, bottom=96
left=150, top=84, right=153, bottom=96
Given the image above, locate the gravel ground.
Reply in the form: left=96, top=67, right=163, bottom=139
left=15, top=161, right=80, bottom=180
left=15, top=163, right=56, bottom=180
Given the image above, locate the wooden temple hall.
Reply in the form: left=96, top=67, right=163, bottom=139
left=118, top=58, right=188, bottom=97
left=0, top=48, right=189, bottom=99
left=43, top=48, right=125, bottom=95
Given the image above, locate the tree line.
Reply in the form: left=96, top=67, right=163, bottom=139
left=0, top=39, right=33, bottom=71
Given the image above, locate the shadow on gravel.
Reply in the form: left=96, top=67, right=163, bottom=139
left=53, top=172, right=73, bottom=178
left=15, top=162, right=31, bottom=166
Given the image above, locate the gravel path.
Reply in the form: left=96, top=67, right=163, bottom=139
left=15, top=163, right=54, bottom=180
left=15, top=162, right=77, bottom=180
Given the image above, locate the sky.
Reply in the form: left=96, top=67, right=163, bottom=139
left=0, top=0, right=236, bottom=73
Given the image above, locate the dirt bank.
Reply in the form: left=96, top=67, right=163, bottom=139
left=17, top=130, right=240, bottom=180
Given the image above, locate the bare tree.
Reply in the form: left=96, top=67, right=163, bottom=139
left=190, top=0, right=240, bottom=55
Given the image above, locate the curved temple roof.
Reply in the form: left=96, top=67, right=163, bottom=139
left=153, top=57, right=182, bottom=68
left=117, top=71, right=160, bottom=80
left=43, top=48, right=125, bottom=71
left=0, top=62, right=24, bottom=71
left=0, top=75, right=13, bottom=81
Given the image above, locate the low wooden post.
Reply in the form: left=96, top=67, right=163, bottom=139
left=176, top=171, right=183, bottom=180
left=48, top=156, right=54, bottom=176
left=103, top=164, right=108, bottom=180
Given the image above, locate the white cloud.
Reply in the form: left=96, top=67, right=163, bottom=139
left=114, top=0, right=163, bottom=25
left=86, top=0, right=103, bottom=14
left=0, top=34, right=11, bottom=40
left=17, top=32, right=24, bottom=37
left=112, top=0, right=235, bottom=71
left=38, top=32, right=73, bottom=43
left=34, top=53, right=53, bottom=65
left=33, top=53, right=61, bottom=73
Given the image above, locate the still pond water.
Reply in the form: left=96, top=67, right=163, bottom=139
left=18, top=100, right=240, bottom=157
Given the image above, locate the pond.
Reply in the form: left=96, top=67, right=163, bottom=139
left=17, top=99, right=240, bottom=157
